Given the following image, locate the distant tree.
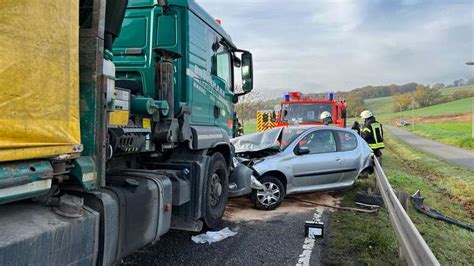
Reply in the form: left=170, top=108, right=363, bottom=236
left=451, top=89, right=474, bottom=100
left=393, top=93, right=413, bottom=112
left=346, top=94, right=366, bottom=117
left=453, top=79, right=465, bottom=87
left=465, top=77, right=474, bottom=86
left=432, top=83, right=445, bottom=90
left=413, top=85, right=442, bottom=107
left=235, top=90, right=275, bottom=122
left=348, top=82, right=419, bottom=100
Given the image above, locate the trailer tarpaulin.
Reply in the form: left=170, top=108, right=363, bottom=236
left=0, top=0, right=80, bottom=162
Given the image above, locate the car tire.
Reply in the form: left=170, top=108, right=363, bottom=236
left=203, top=152, right=229, bottom=229
left=355, top=191, right=384, bottom=206
left=251, top=175, right=285, bottom=211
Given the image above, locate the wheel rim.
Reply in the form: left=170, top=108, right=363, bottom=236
left=256, top=182, right=281, bottom=206
left=209, top=173, right=223, bottom=207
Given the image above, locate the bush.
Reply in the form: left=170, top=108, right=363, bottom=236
left=451, top=90, right=474, bottom=101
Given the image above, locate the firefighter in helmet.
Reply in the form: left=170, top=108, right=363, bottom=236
left=320, top=111, right=333, bottom=126
left=360, top=110, right=384, bottom=163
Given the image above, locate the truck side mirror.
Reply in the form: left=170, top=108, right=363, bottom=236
left=241, top=52, right=253, bottom=93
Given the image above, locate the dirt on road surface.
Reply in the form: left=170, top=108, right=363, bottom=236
left=386, top=125, right=474, bottom=170
left=124, top=192, right=341, bottom=265
left=224, top=192, right=340, bottom=222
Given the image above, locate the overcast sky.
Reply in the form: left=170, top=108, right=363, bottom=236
left=196, top=0, right=473, bottom=96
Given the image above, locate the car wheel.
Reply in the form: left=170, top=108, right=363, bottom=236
left=203, top=152, right=228, bottom=228
left=251, top=175, right=285, bottom=210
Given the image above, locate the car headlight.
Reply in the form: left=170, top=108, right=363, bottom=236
left=251, top=175, right=264, bottom=190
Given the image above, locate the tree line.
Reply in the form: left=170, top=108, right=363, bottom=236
left=236, top=80, right=473, bottom=120
left=393, top=85, right=474, bottom=112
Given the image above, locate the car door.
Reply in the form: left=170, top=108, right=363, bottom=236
left=335, top=130, right=363, bottom=185
left=289, top=129, right=344, bottom=190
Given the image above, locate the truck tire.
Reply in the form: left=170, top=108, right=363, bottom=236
left=251, top=175, right=285, bottom=211
left=203, top=152, right=229, bottom=228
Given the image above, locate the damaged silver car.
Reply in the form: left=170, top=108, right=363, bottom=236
left=231, top=126, right=373, bottom=210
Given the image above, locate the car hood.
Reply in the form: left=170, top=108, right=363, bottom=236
left=231, top=127, right=283, bottom=154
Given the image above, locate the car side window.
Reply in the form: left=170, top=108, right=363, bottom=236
left=336, top=131, right=357, bottom=151
left=299, top=130, right=336, bottom=154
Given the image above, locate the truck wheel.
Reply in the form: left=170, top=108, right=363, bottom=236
left=203, top=152, right=229, bottom=228
left=251, top=175, right=285, bottom=210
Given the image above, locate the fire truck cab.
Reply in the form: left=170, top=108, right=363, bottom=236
left=275, top=91, right=347, bottom=128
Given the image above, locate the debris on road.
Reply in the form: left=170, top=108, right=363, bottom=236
left=304, top=221, right=324, bottom=238
left=191, top=227, right=238, bottom=244
left=287, top=197, right=378, bottom=214
left=224, top=192, right=340, bottom=222
left=411, top=190, right=474, bottom=232
left=355, top=191, right=384, bottom=207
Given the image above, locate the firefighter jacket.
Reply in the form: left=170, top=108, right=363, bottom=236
left=361, top=117, right=385, bottom=149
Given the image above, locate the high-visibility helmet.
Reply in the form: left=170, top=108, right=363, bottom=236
left=360, top=110, right=373, bottom=119
left=320, top=111, right=332, bottom=120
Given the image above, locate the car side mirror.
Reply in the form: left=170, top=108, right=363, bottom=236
left=295, top=146, right=310, bottom=155
left=241, top=52, right=253, bottom=93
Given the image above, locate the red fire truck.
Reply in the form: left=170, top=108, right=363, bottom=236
left=274, top=91, right=347, bottom=128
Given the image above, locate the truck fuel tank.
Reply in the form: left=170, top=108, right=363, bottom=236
left=82, top=170, right=172, bottom=263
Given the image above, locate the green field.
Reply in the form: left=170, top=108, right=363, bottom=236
left=365, top=86, right=474, bottom=116
left=242, top=119, right=257, bottom=135
left=408, top=122, right=474, bottom=150
left=380, top=97, right=473, bottom=120
left=325, top=131, right=474, bottom=264
left=363, top=87, right=473, bottom=149
left=364, top=96, right=394, bottom=115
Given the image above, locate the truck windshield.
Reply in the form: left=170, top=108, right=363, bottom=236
left=280, top=103, right=333, bottom=123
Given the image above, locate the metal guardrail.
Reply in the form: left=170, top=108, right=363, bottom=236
left=373, top=158, right=440, bottom=266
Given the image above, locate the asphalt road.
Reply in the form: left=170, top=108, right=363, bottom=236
left=386, top=125, right=474, bottom=170
left=123, top=193, right=338, bottom=266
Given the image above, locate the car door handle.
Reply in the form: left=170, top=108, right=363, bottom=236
left=335, top=158, right=341, bottom=162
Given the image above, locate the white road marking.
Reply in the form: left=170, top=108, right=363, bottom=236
left=296, top=209, right=323, bottom=266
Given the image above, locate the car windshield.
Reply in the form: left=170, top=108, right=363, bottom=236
left=280, top=127, right=307, bottom=150
left=280, top=103, right=333, bottom=123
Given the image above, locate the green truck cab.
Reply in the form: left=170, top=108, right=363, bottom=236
left=0, top=0, right=253, bottom=264
left=113, top=0, right=253, bottom=133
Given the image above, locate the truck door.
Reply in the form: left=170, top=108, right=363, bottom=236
left=212, top=43, right=233, bottom=135
left=187, top=12, right=214, bottom=124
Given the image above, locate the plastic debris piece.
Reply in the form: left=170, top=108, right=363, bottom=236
left=191, top=227, right=237, bottom=244
left=411, top=190, right=474, bottom=232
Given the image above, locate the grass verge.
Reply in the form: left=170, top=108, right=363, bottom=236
left=324, top=130, right=474, bottom=264
left=407, top=122, right=473, bottom=150
left=243, top=119, right=257, bottom=135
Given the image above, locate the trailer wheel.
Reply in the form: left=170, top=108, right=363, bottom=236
left=203, top=152, right=229, bottom=228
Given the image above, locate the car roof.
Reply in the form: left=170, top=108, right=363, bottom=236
left=285, top=125, right=354, bottom=133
